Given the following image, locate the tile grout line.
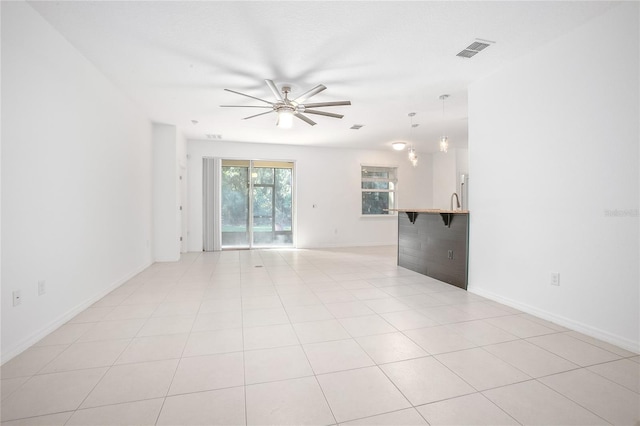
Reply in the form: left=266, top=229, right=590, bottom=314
left=239, top=255, right=249, bottom=426
left=533, top=376, right=614, bottom=425
left=154, top=250, right=209, bottom=425
left=279, top=262, right=341, bottom=426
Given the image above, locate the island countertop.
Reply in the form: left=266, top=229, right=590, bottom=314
left=386, top=208, right=469, bottom=214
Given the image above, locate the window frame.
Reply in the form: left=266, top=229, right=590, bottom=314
left=360, top=164, right=398, bottom=217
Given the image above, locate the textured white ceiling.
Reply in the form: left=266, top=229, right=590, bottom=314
left=28, top=1, right=617, bottom=153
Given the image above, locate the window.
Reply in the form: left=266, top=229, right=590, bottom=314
left=361, top=165, right=397, bottom=215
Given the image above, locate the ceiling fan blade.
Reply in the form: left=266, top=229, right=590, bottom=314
left=294, top=113, right=316, bottom=126
left=243, top=110, right=275, bottom=120
left=303, top=109, right=344, bottom=119
left=301, top=101, right=351, bottom=108
left=220, top=105, right=273, bottom=108
left=224, top=88, right=274, bottom=105
left=292, top=84, right=326, bottom=104
left=265, top=79, right=283, bottom=101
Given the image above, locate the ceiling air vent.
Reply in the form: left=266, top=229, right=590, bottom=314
left=206, top=134, right=222, bottom=140
left=350, top=124, right=364, bottom=130
left=456, top=39, right=495, bottom=59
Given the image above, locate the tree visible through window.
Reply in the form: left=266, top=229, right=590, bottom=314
left=361, top=166, right=397, bottom=215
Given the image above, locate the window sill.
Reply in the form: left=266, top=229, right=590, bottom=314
left=360, top=214, right=397, bottom=218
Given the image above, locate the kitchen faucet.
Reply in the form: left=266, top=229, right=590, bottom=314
left=450, top=192, right=460, bottom=211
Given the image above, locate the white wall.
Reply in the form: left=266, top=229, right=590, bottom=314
left=455, top=148, right=469, bottom=209
left=177, top=133, right=188, bottom=253
left=432, top=149, right=460, bottom=210
left=399, top=154, right=432, bottom=212
left=152, top=123, right=183, bottom=261
left=187, top=140, right=432, bottom=250
left=1, top=2, right=153, bottom=361
left=468, top=3, right=639, bottom=351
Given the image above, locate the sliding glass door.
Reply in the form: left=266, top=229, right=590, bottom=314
left=221, top=160, right=294, bottom=249
left=221, top=160, right=250, bottom=247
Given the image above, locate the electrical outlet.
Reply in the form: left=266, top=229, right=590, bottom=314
left=13, top=290, right=22, bottom=307
left=38, top=280, right=46, bottom=296
left=550, top=272, right=560, bottom=286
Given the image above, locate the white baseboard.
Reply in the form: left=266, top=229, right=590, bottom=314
left=298, top=241, right=396, bottom=249
left=470, top=286, right=640, bottom=354
left=1, top=261, right=152, bottom=364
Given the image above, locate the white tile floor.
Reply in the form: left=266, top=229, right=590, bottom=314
left=1, top=246, right=639, bottom=425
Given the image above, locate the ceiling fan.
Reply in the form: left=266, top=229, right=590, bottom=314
left=221, top=79, right=351, bottom=128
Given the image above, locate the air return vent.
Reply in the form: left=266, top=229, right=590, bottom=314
left=456, top=39, right=495, bottom=58
left=350, top=124, right=364, bottom=130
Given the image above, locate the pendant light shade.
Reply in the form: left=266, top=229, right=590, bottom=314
left=439, top=136, right=449, bottom=153
left=408, top=147, right=417, bottom=161
left=439, top=94, right=450, bottom=153
left=408, top=147, right=418, bottom=167
left=407, top=112, right=418, bottom=167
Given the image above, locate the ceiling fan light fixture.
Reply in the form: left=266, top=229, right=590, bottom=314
left=277, top=109, right=294, bottom=129
left=392, top=141, right=406, bottom=151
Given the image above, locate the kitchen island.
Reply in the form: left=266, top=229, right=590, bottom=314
left=388, top=209, right=469, bottom=290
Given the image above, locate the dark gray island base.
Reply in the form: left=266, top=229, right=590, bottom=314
left=391, top=209, right=469, bottom=290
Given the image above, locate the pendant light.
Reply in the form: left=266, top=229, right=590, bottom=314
left=439, top=94, right=450, bottom=153
left=408, top=112, right=418, bottom=167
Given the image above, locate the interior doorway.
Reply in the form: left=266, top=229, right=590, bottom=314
left=220, top=159, right=294, bottom=249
